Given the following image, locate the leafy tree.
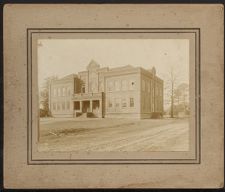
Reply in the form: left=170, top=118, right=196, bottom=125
left=39, top=76, right=58, bottom=117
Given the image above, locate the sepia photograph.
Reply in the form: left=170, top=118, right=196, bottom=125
left=37, top=38, right=190, bottom=152
left=4, top=4, right=223, bottom=188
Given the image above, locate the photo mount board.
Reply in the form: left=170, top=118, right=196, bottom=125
left=4, top=4, right=224, bottom=188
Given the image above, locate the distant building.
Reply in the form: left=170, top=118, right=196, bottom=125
left=175, top=83, right=190, bottom=117
left=164, top=83, right=190, bottom=117
left=48, top=60, right=163, bottom=119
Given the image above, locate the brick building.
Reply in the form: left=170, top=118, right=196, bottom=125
left=48, top=60, right=163, bottom=118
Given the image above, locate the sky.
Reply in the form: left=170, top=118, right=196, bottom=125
left=38, top=39, right=189, bottom=108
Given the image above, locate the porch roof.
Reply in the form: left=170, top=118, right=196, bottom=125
left=72, top=92, right=103, bottom=101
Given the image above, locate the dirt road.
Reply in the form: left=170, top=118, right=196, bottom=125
left=38, top=118, right=189, bottom=152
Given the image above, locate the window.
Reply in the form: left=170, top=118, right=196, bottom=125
left=129, top=80, right=135, bottom=90
left=121, top=80, right=127, bottom=91
left=130, top=98, right=134, bottom=107
left=108, top=81, right=114, bottom=92
left=57, top=103, right=60, bottom=110
left=144, top=97, right=148, bottom=111
left=99, top=81, right=104, bottom=92
left=53, top=103, right=56, bottom=110
left=108, top=99, right=113, bottom=108
left=74, top=101, right=80, bottom=110
left=115, top=98, right=120, bottom=108
left=65, top=87, right=67, bottom=96
left=62, top=87, right=66, bottom=96
left=91, top=82, right=97, bottom=92
left=115, top=81, right=120, bottom=91
left=81, top=84, right=85, bottom=93
left=90, top=82, right=93, bottom=92
left=146, top=97, right=149, bottom=110
left=149, top=97, right=152, bottom=112
left=67, top=88, right=71, bottom=96
left=148, top=82, right=150, bottom=93
left=57, top=88, right=61, bottom=96
left=143, top=97, right=145, bottom=110
left=53, top=88, right=57, bottom=96
left=152, top=81, right=154, bottom=93
left=142, top=80, right=145, bottom=91
left=150, top=80, right=152, bottom=92
left=67, top=101, right=70, bottom=110
left=156, top=87, right=158, bottom=96
left=62, top=102, right=65, bottom=110
left=122, top=98, right=127, bottom=107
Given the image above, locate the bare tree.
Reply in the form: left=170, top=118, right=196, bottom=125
left=164, top=67, right=180, bottom=118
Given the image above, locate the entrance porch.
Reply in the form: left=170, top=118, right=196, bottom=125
left=72, top=92, right=104, bottom=118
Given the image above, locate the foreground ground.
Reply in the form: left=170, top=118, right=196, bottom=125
left=38, top=117, right=189, bottom=152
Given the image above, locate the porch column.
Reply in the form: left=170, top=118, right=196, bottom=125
left=99, top=99, right=102, bottom=117
left=80, top=100, right=83, bottom=112
left=90, top=100, right=93, bottom=112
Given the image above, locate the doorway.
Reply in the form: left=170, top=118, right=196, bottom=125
left=82, top=101, right=90, bottom=113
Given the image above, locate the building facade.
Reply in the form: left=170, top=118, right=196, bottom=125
left=48, top=60, right=164, bottom=119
